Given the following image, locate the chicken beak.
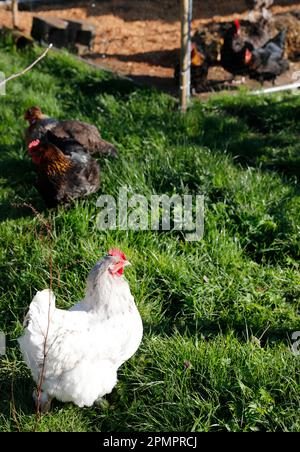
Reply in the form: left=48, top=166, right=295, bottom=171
left=110, top=259, right=131, bottom=275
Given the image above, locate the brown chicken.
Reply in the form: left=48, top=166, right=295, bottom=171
left=174, top=43, right=209, bottom=93
left=192, top=23, right=224, bottom=64
left=28, top=133, right=100, bottom=208
left=24, top=106, right=117, bottom=157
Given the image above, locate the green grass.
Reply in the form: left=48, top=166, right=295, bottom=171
left=0, top=41, right=299, bottom=432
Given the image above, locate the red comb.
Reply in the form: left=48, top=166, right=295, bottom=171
left=28, top=139, right=40, bottom=150
left=234, top=19, right=240, bottom=30
left=108, top=248, right=127, bottom=260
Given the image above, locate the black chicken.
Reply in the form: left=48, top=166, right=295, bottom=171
left=247, top=29, right=289, bottom=83
left=220, top=20, right=254, bottom=77
left=28, top=132, right=100, bottom=208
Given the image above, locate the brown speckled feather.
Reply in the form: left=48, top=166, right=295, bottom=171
left=49, top=120, right=117, bottom=157
left=31, top=141, right=100, bottom=208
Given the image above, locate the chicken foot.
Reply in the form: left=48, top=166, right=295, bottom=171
left=33, top=389, right=53, bottom=413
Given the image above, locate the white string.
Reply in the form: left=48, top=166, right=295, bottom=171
left=0, top=43, right=53, bottom=88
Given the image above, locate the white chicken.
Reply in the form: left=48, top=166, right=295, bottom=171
left=18, top=248, right=143, bottom=411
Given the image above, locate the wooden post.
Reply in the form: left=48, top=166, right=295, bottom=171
left=12, top=0, right=19, bottom=29
left=180, top=0, right=192, bottom=112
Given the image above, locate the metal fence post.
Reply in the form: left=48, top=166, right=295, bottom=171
left=180, top=0, right=192, bottom=112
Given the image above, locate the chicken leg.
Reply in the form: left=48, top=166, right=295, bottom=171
left=33, top=389, right=53, bottom=413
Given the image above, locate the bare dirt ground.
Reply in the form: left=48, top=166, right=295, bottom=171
left=1, top=1, right=300, bottom=96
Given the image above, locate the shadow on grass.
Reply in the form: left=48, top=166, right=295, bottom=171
left=144, top=315, right=299, bottom=348
left=72, top=76, right=138, bottom=98
left=88, top=49, right=179, bottom=69
left=186, top=110, right=300, bottom=180
left=0, top=375, right=34, bottom=423
left=0, top=146, right=45, bottom=222
left=217, top=96, right=300, bottom=135
left=203, top=97, right=300, bottom=178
